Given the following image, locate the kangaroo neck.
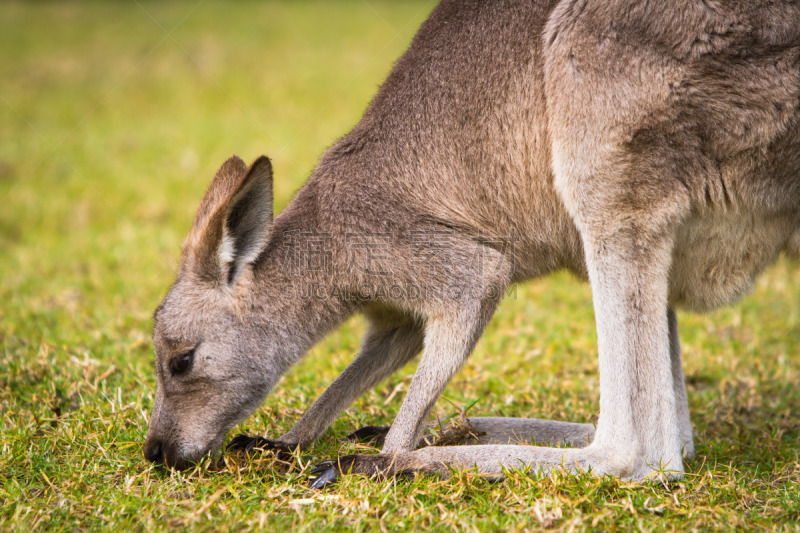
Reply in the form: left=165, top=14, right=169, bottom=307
left=251, top=182, right=359, bottom=365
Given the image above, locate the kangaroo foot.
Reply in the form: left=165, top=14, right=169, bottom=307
left=308, top=453, right=417, bottom=489
left=227, top=434, right=295, bottom=461
left=310, top=441, right=683, bottom=486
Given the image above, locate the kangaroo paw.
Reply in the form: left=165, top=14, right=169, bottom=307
left=227, top=434, right=295, bottom=460
left=344, top=425, right=391, bottom=446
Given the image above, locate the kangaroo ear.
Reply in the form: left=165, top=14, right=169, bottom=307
left=185, top=156, right=274, bottom=285
left=220, top=156, right=274, bottom=284
left=190, top=155, right=249, bottom=235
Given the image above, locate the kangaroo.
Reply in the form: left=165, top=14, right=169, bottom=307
left=144, top=0, right=800, bottom=485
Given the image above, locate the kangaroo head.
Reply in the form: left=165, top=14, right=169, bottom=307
left=144, top=155, right=282, bottom=469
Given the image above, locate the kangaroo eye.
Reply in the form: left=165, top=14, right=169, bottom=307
left=170, top=350, right=194, bottom=375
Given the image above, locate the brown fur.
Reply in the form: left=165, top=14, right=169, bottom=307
left=145, top=0, right=800, bottom=481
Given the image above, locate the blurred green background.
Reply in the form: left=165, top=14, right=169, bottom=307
left=2, top=1, right=799, bottom=530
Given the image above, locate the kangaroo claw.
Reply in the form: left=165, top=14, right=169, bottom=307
left=308, top=462, right=339, bottom=489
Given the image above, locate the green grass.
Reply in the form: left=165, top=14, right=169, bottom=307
left=2, top=1, right=800, bottom=530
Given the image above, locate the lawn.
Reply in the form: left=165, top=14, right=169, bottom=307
left=2, top=1, right=800, bottom=531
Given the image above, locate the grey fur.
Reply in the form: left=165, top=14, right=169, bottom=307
left=145, top=0, right=800, bottom=481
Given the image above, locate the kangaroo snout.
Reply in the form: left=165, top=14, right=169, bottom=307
left=143, top=419, right=222, bottom=471
left=143, top=435, right=206, bottom=470
left=142, top=436, right=201, bottom=471
left=143, top=437, right=164, bottom=465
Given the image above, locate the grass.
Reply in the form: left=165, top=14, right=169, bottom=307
left=2, top=0, right=800, bottom=530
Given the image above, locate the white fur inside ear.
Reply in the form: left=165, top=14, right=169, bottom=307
left=216, top=157, right=274, bottom=284
left=219, top=229, right=236, bottom=266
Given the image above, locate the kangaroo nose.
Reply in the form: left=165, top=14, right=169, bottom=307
left=144, top=439, right=164, bottom=464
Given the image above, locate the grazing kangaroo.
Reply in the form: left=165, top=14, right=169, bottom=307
left=144, top=0, right=800, bottom=485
